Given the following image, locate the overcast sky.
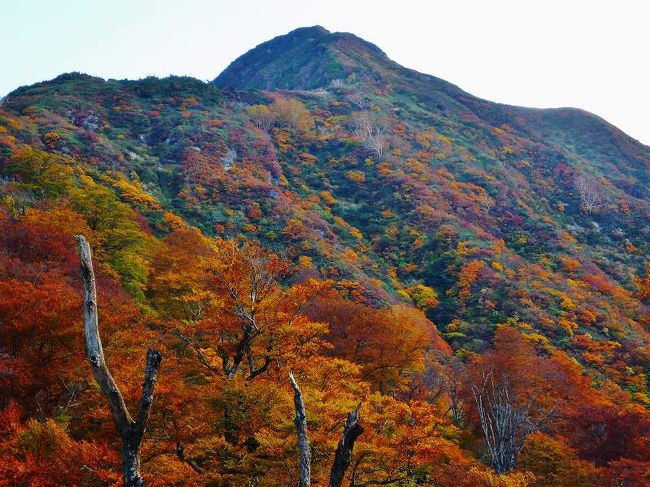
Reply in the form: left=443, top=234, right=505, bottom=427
left=3, top=0, right=649, bottom=144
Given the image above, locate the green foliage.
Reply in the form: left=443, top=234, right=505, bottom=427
left=70, top=176, right=152, bottom=300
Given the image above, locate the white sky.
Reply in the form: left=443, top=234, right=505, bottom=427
left=3, top=0, right=649, bottom=145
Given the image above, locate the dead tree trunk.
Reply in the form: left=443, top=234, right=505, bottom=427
left=75, top=235, right=162, bottom=487
left=328, top=403, right=363, bottom=487
left=470, top=371, right=552, bottom=474
left=289, top=373, right=364, bottom=487
left=289, top=372, right=311, bottom=487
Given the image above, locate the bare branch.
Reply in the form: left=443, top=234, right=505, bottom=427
left=76, top=234, right=132, bottom=436
left=171, top=328, right=220, bottom=376
left=289, top=371, right=311, bottom=487
left=134, top=349, right=163, bottom=440
left=351, top=111, right=388, bottom=158
left=329, top=403, right=363, bottom=487
left=574, top=175, right=604, bottom=214
left=470, top=370, right=548, bottom=474
left=75, top=235, right=162, bottom=487
left=176, top=441, right=204, bottom=475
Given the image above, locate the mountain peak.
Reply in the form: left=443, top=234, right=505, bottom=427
left=287, top=25, right=330, bottom=36
left=213, top=26, right=389, bottom=90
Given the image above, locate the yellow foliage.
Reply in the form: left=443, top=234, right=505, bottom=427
left=561, top=231, right=576, bottom=243
left=405, top=283, right=439, bottom=311
left=43, top=131, right=61, bottom=149
left=273, top=128, right=293, bottom=152
left=345, top=170, right=366, bottom=184
left=559, top=256, right=581, bottom=273
left=350, top=227, right=364, bottom=240
left=319, top=191, right=337, bottom=205
left=525, top=332, right=551, bottom=349
left=341, top=248, right=358, bottom=261
left=298, top=255, right=313, bottom=269
left=270, top=96, right=314, bottom=133
left=559, top=318, right=579, bottom=336
left=104, top=172, right=160, bottom=210
left=456, top=241, right=471, bottom=255
left=560, top=296, right=576, bottom=311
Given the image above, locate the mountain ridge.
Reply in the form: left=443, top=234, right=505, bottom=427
left=213, top=25, right=466, bottom=94
left=214, top=26, right=649, bottom=160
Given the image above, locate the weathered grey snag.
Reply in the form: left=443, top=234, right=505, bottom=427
left=470, top=371, right=552, bottom=474
left=289, top=371, right=311, bottom=487
left=75, top=235, right=162, bottom=487
left=328, top=403, right=363, bottom=487
left=289, top=373, right=364, bottom=487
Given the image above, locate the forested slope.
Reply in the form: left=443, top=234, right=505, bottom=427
left=0, top=26, right=649, bottom=486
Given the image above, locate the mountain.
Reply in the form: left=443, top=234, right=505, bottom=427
left=214, top=25, right=393, bottom=90
left=217, top=27, right=650, bottom=202
left=1, top=27, right=649, bottom=486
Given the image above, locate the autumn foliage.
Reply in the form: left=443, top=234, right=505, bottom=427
left=0, top=59, right=648, bottom=485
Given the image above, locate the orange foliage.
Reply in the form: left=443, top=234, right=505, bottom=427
left=458, top=260, right=485, bottom=303
left=306, top=293, right=444, bottom=393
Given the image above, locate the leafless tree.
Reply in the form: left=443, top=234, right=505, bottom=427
left=574, top=175, right=604, bottom=214
left=247, top=104, right=275, bottom=132
left=446, top=363, right=467, bottom=426
left=352, top=111, right=388, bottom=158
left=470, top=371, right=553, bottom=473
left=76, top=235, right=162, bottom=487
left=221, top=147, right=237, bottom=171
left=288, top=373, right=364, bottom=487
left=424, top=353, right=466, bottom=426
left=329, top=402, right=364, bottom=487
left=478, top=191, right=495, bottom=214
left=289, top=372, right=311, bottom=487
left=346, top=92, right=367, bottom=110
